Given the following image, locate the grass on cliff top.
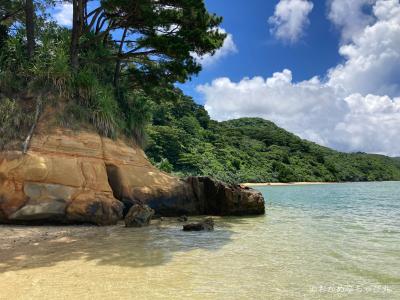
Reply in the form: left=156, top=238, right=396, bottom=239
left=0, top=98, right=35, bottom=150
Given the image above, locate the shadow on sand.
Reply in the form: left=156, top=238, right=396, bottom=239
left=0, top=216, right=261, bottom=273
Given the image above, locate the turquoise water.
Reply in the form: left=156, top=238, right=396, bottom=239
left=0, top=182, right=399, bottom=299
left=258, top=182, right=400, bottom=299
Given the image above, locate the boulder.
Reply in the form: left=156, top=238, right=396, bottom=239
left=183, top=218, right=214, bottom=231
left=124, top=204, right=154, bottom=227
left=66, top=192, right=123, bottom=225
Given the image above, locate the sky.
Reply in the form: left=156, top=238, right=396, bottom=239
left=53, top=0, right=400, bottom=156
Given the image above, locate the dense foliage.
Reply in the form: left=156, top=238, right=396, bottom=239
left=145, top=93, right=400, bottom=183
left=0, top=0, right=225, bottom=147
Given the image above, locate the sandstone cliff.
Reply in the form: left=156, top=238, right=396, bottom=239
left=0, top=128, right=265, bottom=225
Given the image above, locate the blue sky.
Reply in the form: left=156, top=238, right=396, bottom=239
left=181, top=0, right=342, bottom=103
left=53, top=0, right=400, bottom=156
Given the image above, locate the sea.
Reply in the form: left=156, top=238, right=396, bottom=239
left=0, top=182, right=399, bottom=299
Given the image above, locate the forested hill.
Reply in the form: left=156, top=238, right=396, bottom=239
left=145, top=94, right=400, bottom=183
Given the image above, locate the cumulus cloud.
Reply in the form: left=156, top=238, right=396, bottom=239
left=193, top=28, right=238, bottom=67
left=328, top=0, right=376, bottom=42
left=268, top=0, right=314, bottom=43
left=199, top=0, right=400, bottom=156
left=333, top=94, right=400, bottom=154
left=328, top=0, right=400, bottom=97
left=53, top=2, right=73, bottom=27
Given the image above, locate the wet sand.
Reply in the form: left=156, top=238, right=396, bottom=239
left=0, top=218, right=197, bottom=251
left=0, top=224, right=105, bottom=251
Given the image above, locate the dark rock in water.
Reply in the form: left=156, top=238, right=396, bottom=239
left=202, top=217, right=214, bottom=230
left=177, top=215, right=188, bottom=222
left=124, top=204, right=154, bottom=227
left=183, top=217, right=214, bottom=231
left=183, top=223, right=203, bottom=231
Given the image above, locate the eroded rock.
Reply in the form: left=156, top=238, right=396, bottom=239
left=124, top=204, right=154, bottom=227
left=188, top=176, right=265, bottom=216
left=146, top=176, right=265, bottom=217
left=0, top=127, right=265, bottom=225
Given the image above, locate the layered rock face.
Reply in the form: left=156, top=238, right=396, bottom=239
left=0, top=128, right=265, bottom=225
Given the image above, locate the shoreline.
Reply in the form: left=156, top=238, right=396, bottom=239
left=242, top=181, right=400, bottom=187
left=242, top=182, right=337, bottom=187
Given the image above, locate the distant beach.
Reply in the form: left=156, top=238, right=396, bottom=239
left=242, top=182, right=336, bottom=187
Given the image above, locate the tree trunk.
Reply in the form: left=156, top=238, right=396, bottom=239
left=114, top=27, right=128, bottom=87
left=25, top=0, right=35, bottom=60
left=70, top=0, right=84, bottom=70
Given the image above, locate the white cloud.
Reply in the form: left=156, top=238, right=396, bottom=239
left=328, top=0, right=400, bottom=97
left=53, top=3, right=73, bottom=27
left=328, top=0, right=376, bottom=42
left=333, top=94, right=400, bottom=155
left=268, top=0, right=314, bottom=43
left=194, top=28, right=238, bottom=67
left=199, top=0, right=400, bottom=156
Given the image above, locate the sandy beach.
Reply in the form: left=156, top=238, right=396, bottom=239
left=0, top=224, right=105, bottom=251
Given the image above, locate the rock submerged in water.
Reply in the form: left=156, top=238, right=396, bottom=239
left=183, top=218, right=214, bottom=231
left=177, top=215, right=188, bottom=222
left=124, top=204, right=154, bottom=227
left=0, top=128, right=265, bottom=225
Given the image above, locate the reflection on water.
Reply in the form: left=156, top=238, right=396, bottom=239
left=1, top=182, right=400, bottom=300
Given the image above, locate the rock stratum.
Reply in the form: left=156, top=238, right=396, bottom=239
left=0, top=128, right=265, bottom=225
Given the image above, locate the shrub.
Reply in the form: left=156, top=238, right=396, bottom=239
left=0, top=98, right=33, bottom=149
left=90, top=85, right=121, bottom=138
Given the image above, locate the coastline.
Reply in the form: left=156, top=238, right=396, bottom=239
left=242, top=182, right=337, bottom=187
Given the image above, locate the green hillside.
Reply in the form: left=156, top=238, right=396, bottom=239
left=145, top=93, right=400, bottom=183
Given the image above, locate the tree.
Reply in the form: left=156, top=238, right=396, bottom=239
left=25, top=0, right=35, bottom=59
left=70, top=0, right=84, bottom=70
left=0, top=0, right=38, bottom=59
left=0, top=1, right=23, bottom=24
left=68, top=0, right=226, bottom=85
left=0, top=0, right=227, bottom=148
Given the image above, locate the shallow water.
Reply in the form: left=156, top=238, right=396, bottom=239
left=0, top=182, right=399, bottom=299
